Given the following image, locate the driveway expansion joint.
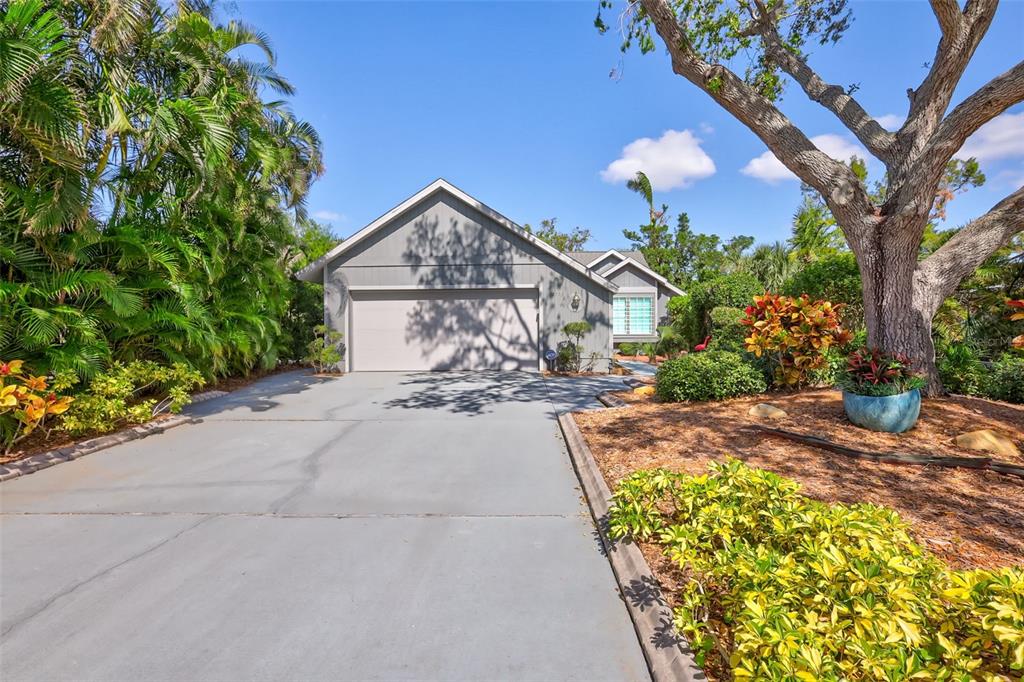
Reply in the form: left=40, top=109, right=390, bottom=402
left=1, top=515, right=211, bottom=639
left=1, top=511, right=582, bottom=519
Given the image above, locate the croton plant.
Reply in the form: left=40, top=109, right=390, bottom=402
left=742, top=294, right=852, bottom=387
left=1009, top=299, right=1024, bottom=349
left=0, top=360, right=74, bottom=454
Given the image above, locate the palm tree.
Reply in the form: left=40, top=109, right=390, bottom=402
left=1, top=0, right=324, bottom=377
left=747, top=242, right=798, bottom=293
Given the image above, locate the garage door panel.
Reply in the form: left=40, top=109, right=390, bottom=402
left=351, top=289, right=539, bottom=371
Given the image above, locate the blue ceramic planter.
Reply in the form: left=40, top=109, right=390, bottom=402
left=842, top=389, right=921, bottom=433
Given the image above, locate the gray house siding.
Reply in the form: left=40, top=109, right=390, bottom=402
left=322, top=191, right=613, bottom=371
left=591, top=253, right=623, bottom=274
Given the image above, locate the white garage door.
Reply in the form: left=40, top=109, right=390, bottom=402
left=349, top=289, right=540, bottom=371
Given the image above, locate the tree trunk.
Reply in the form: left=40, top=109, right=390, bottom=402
left=853, top=217, right=944, bottom=396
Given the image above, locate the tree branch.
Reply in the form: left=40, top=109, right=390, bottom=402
left=637, top=0, right=876, bottom=234
left=929, top=0, right=965, bottom=37
left=893, top=59, right=1024, bottom=219
left=758, top=29, right=897, bottom=164
left=903, top=0, right=996, bottom=141
left=917, top=185, right=1024, bottom=303
left=934, top=59, right=1024, bottom=160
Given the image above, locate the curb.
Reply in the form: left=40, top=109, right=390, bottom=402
left=558, top=412, right=705, bottom=682
left=189, top=389, right=229, bottom=404
left=0, top=414, right=197, bottom=483
left=597, top=391, right=628, bottom=408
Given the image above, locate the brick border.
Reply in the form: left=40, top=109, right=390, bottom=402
left=558, top=412, right=705, bottom=682
left=0, top=414, right=198, bottom=483
left=597, top=391, right=628, bottom=408
left=0, top=387, right=236, bottom=483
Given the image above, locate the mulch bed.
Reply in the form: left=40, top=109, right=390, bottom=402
left=574, top=389, right=1024, bottom=570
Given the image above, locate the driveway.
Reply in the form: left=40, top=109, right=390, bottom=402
left=0, top=371, right=649, bottom=681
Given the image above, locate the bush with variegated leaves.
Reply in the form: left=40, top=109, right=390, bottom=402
left=609, top=460, right=1024, bottom=680
left=741, top=293, right=852, bottom=387
left=0, top=360, right=74, bottom=453
left=1009, top=299, right=1024, bottom=350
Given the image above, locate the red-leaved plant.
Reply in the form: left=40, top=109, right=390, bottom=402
left=1008, top=299, right=1024, bottom=349
left=838, top=348, right=926, bottom=397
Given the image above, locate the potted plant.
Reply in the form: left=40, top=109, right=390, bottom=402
left=837, top=348, right=925, bottom=433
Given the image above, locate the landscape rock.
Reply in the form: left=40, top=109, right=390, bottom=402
left=633, top=385, right=656, bottom=396
left=954, top=429, right=1021, bottom=459
left=748, top=403, right=788, bottom=420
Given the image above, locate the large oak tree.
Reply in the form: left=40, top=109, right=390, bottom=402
left=600, top=0, right=1024, bottom=392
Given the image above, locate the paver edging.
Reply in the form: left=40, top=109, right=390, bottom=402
left=597, top=391, right=628, bottom=408
left=0, top=413, right=197, bottom=483
left=558, top=412, right=706, bottom=682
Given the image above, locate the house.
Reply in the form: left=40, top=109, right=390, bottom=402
left=297, top=179, right=684, bottom=372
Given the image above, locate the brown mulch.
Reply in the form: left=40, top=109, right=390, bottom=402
left=205, top=363, right=303, bottom=392
left=574, top=389, right=1024, bottom=570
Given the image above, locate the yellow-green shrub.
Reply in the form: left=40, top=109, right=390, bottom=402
left=609, top=460, right=1024, bottom=680
left=57, top=361, right=204, bottom=436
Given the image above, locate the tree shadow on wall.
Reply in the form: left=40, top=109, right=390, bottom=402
left=396, top=195, right=609, bottom=371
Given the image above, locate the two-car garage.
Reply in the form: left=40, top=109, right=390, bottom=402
left=347, top=288, right=540, bottom=371
left=299, top=179, right=616, bottom=374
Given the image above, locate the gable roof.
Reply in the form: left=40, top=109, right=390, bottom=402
left=296, top=179, right=618, bottom=292
left=601, top=258, right=686, bottom=297
left=566, top=249, right=649, bottom=269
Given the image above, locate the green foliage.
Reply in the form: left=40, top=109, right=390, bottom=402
left=609, top=460, right=1024, bottom=679
left=937, top=342, right=984, bottom=395
left=656, top=351, right=766, bottom=402
left=789, top=191, right=844, bottom=260
left=838, top=348, right=926, bottom=397
left=602, top=0, right=854, bottom=100
left=979, top=354, right=1024, bottom=404
left=707, top=306, right=746, bottom=352
left=621, top=173, right=753, bottom=287
left=280, top=220, right=340, bottom=362
left=746, top=241, right=797, bottom=292
left=654, top=325, right=686, bottom=357
left=304, top=324, right=344, bottom=374
left=782, top=252, right=864, bottom=329
left=58, top=361, right=204, bottom=436
left=523, top=218, right=591, bottom=253
left=0, top=0, right=323, bottom=379
left=558, top=321, right=593, bottom=372
left=671, top=273, right=763, bottom=347
left=616, top=342, right=640, bottom=356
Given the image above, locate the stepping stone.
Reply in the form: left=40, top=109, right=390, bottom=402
left=748, top=403, right=788, bottom=420
left=954, top=429, right=1020, bottom=459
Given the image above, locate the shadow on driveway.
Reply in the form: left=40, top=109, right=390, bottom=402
left=380, top=371, right=632, bottom=417
left=186, top=370, right=334, bottom=417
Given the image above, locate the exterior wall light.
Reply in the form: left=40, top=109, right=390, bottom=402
left=571, top=293, right=581, bottom=311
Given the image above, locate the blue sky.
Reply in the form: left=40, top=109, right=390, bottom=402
left=230, top=0, right=1024, bottom=250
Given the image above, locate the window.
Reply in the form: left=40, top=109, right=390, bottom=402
left=613, top=295, right=655, bottom=336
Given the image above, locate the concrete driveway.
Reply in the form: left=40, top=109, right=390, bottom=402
left=0, top=371, right=649, bottom=681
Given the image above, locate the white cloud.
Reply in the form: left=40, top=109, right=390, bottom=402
left=874, top=113, right=904, bottom=130
left=312, top=210, right=344, bottom=222
left=601, top=129, right=716, bottom=190
left=740, top=134, right=867, bottom=184
left=699, top=122, right=715, bottom=135
left=957, top=112, right=1024, bottom=163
